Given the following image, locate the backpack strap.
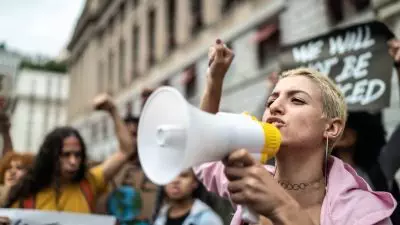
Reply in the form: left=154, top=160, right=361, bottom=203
left=79, top=179, right=95, bottom=212
left=21, top=195, right=35, bottom=209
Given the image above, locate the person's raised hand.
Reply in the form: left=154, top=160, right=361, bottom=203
left=207, top=39, right=235, bottom=81
left=93, top=93, right=116, bottom=114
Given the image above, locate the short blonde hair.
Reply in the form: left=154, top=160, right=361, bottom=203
left=280, top=68, right=347, bottom=146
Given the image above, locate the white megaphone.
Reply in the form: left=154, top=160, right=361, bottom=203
left=138, top=87, right=281, bottom=224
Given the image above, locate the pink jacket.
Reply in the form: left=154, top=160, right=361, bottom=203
left=193, top=156, right=396, bottom=225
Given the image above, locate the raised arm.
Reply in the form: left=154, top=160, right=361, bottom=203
left=193, top=40, right=235, bottom=198
left=200, top=39, right=234, bottom=113
left=0, top=113, right=13, bottom=156
left=93, top=94, right=134, bottom=182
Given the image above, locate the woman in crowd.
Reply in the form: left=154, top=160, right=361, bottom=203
left=194, top=39, right=396, bottom=224
left=0, top=151, right=34, bottom=205
left=152, top=169, right=223, bottom=225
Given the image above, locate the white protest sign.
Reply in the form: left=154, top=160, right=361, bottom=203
left=0, top=209, right=116, bottom=225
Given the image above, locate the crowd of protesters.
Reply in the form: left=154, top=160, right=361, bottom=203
left=0, top=37, right=399, bottom=225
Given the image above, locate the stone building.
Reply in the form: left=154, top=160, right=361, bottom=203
left=67, top=0, right=400, bottom=161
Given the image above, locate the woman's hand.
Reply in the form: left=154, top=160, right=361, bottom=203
left=207, top=39, right=235, bottom=81
left=223, top=149, right=296, bottom=218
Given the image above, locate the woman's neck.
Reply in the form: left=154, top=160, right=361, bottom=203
left=274, top=146, right=326, bottom=207
left=168, top=198, right=194, bottom=218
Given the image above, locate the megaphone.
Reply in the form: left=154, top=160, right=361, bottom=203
left=138, top=87, right=281, bottom=223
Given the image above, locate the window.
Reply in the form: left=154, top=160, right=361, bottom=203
left=183, top=64, right=197, bottom=99
left=132, top=25, right=140, bottom=79
left=108, top=16, right=115, bottom=34
left=119, top=39, right=126, bottom=87
left=256, top=24, right=279, bottom=68
left=43, top=78, right=52, bottom=131
left=26, top=80, right=36, bottom=149
left=98, top=60, right=104, bottom=92
left=108, top=51, right=114, bottom=92
left=148, top=8, right=156, bottom=66
left=191, top=0, right=203, bottom=35
left=0, top=76, right=3, bottom=92
left=132, top=0, right=140, bottom=10
left=120, top=2, right=126, bottom=21
left=102, top=118, right=108, bottom=139
left=167, top=0, right=176, bottom=52
left=91, top=122, right=98, bottom=142
left=222, top=0, right=236, bottom=13
left=326, top=0, right=371, bottom=24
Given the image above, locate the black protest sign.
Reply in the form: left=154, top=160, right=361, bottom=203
left=279, top=21, right=395, bottom=111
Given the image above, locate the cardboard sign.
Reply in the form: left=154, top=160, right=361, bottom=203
left=279, top=21, right=395, bottom=111
left=0, top=209, right=116, bottom=225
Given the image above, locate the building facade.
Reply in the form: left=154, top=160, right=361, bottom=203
left=67, top=0, right=400, bottom=161
left=10, top=69, right=69, bottom=153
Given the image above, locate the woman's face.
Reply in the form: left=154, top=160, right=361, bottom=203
left=263, top=76, right=329, bottom=149
left=164, top=170, right=198, bottom=201
left=4, top=160, right=27, bottom=186
left=60, top=136, right=82, bottom=180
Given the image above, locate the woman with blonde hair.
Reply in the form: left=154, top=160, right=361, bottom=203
left=195, top=39, right=396, bottom=225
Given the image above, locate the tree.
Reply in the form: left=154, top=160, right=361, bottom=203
left=20, top=59, right=68, bottom=73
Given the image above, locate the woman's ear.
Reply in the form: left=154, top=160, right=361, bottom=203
left=324, top=118, right=345, bottom=140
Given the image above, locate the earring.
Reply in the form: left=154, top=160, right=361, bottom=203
left=324, top=136, right=329, bottom=190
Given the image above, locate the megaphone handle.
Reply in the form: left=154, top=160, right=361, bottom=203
left=241, top=206, right=259, bottom=224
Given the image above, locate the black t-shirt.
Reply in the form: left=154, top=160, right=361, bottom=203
left=165, top=211, right=190, bottom=225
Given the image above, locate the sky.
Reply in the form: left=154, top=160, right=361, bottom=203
left=0, top=0, right=85, bottom=58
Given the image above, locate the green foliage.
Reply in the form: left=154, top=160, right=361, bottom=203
left=20, top=59, right=68, bottom=73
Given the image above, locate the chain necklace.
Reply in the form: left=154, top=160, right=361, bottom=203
left=277, top=177, right=324, bottom=191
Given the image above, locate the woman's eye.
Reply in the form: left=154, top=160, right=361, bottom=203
left=292, top=98, right=305, bottom=104
left=265, top=100, right=274, bottom=107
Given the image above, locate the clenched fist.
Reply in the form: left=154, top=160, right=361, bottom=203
left=93, top=93, right=116, bottom=113
left=207, top=39, right=235, bottom=81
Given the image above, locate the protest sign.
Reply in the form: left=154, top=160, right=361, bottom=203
left=279, top=21, right=395, bottom=111
left=0, top=209, right=116, bottom=225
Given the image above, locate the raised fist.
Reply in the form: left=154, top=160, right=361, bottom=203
left=207, top=39, right=235, bottom=81
left=93, top=93, right=116, bottom=113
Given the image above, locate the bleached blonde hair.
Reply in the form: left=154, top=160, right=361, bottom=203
left=280, top=67, right=347, bottom=148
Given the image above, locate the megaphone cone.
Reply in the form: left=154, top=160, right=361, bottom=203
left=138, top=87, right=281, bottom=185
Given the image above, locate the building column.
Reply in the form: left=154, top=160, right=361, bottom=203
left=203, top=0, right=223, bottom=25
left=176, top=0, right=191, bottom=45
left=156, top=0, right=168, bottom=61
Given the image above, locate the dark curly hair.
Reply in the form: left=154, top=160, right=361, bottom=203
left=4, top=126, right=88, bottom=207
left=332, top=111, right=388, bottom=191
